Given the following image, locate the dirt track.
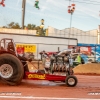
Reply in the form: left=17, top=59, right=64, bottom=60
left=0, top=75, right=100, bottom=100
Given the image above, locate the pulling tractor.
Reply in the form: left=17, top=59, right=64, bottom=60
left=0, top=38, right=78, bottom=87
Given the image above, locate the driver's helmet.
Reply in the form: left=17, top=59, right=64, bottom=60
left=7, top=42, right=15, bottom=53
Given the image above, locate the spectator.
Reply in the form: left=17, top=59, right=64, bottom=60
left=76, top=54, right=82, bottom=64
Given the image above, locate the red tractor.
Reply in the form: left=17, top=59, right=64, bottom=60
left=0, top=38, right=78, bottom=87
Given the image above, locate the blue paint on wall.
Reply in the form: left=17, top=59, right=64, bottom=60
left=77, top=43, right=100, bottom=63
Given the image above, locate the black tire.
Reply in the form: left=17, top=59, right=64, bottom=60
left=65, top=75, right=78, bottom=87
left=0, top=53, right=24, bottom=85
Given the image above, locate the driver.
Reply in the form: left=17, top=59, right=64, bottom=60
left=7, top=42, right=32, bottom=73
left=7, top=42, right=15, bottom=54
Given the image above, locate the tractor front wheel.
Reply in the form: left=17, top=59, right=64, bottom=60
left=65, top=75, right=78, bottom=87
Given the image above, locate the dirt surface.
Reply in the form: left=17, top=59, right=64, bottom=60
left=0, top=62, right=100, bottom=100
left=28, top=61, right=100, bottom=75
left=73, top=63, right=100, bottom=75
left=0, top=75, right=100, bottom=100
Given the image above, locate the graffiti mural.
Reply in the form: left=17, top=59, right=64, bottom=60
left=68, top=44, right=100, bottom=63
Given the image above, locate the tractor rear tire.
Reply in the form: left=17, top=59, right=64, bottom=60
left=0, top=53, right=24, bottom=85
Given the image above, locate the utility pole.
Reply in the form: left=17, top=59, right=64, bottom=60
left=67, top=2, right=75, bottom=45
left=22, top=0, right=26, bottom=29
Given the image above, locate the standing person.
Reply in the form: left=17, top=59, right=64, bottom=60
left=76, top=54, right=82, bottom=64
left=72, top=47, right=76, bottom=53
left=39, top=50, right=47, bottom=66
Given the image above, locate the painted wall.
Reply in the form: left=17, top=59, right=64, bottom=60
left=69, top=43, right=100, bottom=63
left=0, top=33, right=77, bottom=59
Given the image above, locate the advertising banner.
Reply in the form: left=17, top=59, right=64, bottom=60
left=16, top=44, right=37, bottom=53
left=16, top=44, right=37, bottom=60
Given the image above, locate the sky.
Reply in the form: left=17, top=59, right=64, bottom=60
left=0, top=0, right=100, bottom=31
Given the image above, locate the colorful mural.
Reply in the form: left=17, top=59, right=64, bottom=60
left=69, top=44, right=100, bottom=63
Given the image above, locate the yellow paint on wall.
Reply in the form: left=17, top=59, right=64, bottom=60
left=16, top=44, right=37, bottom=52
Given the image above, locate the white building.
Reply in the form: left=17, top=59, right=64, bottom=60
left=48, top=26, right=98, bottom=44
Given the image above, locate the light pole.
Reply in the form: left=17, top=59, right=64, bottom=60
left=22, top=0, right=26, bottom=29
left=39, top=19, right=44, bottom=36
left=68, top=3, right=75, bottom=45
left=40, top=19, right=44, bottom=28
left=0, top=0, right=5, bottom=7
left=67, top=2, right=76, bottom=73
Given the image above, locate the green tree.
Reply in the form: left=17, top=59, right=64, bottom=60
left=31, top=24, right=36, bottom=30
left=26, top=24, right=36, bottom=30
left=2, top=26, right=7, bottom=28
left=27, top=24, right=31, bottom=30
left=7, top=22, right=21, bottom=29
left=36, top=26, right=46, bottom=36
left=2, top=22, right=46, bottom=36
left=12, top=23, right=20, bottom=29
left=8, top=22, right=14, bottom=28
